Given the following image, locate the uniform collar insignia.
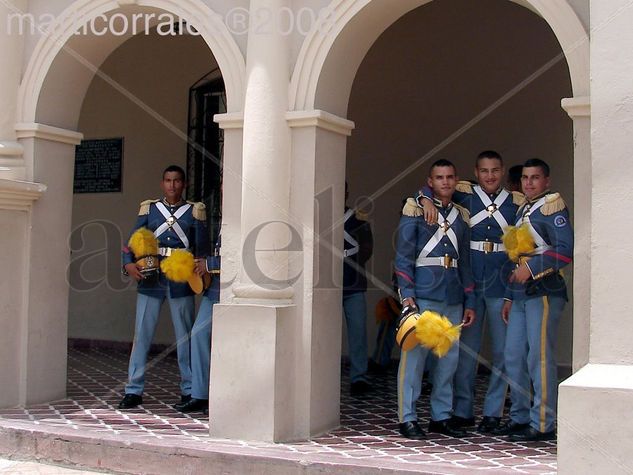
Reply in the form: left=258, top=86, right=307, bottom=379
left=162, top=197, right=185, bottom=207
left=526, top=189, right=551, bottom=204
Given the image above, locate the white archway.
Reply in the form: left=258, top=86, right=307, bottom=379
left=290, top=0, right=588, bottom=114
left=9, top=0, right=245, bottom=406
left=288, top=0, right=591, bottom=371
left=18, top=0, right=245, bottom=126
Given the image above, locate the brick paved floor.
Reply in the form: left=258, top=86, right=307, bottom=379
left=0, top=348, right=557, bottom=474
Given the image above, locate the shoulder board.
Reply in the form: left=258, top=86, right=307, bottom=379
left=511, top=191, right=526, bottom=207
left=355, top=209, right=369, bottom=221
left=455, top=181, right=473, bottom=194
left=138, top=199, right=158, bottom=216
left=453, top=203, right=470, bottom=222
left=402, top=197, right=423, bottom=217
left=187, top=201, right=207, bottom=221
left=541, top=193, right=566, bottom=216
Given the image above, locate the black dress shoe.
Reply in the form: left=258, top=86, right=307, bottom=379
left=509, top=426, right=556, bottom=442
left=118, top=393, right=142, bottom=409
left=350, top=380, right=372, bottom=396
left=181, top=394, right=192, bottom=404
left=174, top=398, right=208, bottom=413
left=399, top=421, right=426, bottom=440
left=478, top=416, right=502, bottom=433
left=428, top=419, right=467, bottom=437
left=450, top=415, right=476, bottom=428
left=491, top=419, right=530, bottom=436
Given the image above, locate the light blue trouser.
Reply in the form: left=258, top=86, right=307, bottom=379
left=372, top=317, right=398, bottom=367
left=190, top=296, right=217, bottom=400
left=125, top=293, right=195, bottom=396
left=453, top=295, right=507, bottom=419
left=398, top=299, right=462, bottom=423
left=342, top=291, right=369, bottom=383
left=504, top=295, right=565, bottom=433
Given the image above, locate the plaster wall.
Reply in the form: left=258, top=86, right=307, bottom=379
left=0, top=210, right=27, bottom=407
left=345, top=0, right=574, bottom=365
left=588, top=0, right=633, bottom=366
left=70, top=31, right=216, bottom=344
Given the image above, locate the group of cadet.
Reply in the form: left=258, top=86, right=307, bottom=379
left=118, top=165, right=219, bottom=414
left=344, top=151, right=573, bottom=443
left=118, top=157, right=573, bottom=444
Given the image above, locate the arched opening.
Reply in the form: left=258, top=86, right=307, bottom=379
left=14, top=0, right=244, bottom=405
left=288, top=0, right=588, bottom=437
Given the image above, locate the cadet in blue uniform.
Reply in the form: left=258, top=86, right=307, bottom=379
left=175, top=237, right=221, bottom=414
left=417, top=150, right=522, bottom=433
left=395, top=159, right=476, bottom=440
left=343, top=182, right=374, bottom=395
left=119, top=165, right=209, bottom=409
left=496, top=158, right=573, bottom=441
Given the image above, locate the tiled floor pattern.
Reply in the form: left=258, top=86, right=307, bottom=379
left=0, top=348, right=556, bottom=474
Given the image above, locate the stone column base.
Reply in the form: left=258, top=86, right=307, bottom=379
left=209, top=303, right=296, bottom=442
left=558, top=364, right=633, bottom=474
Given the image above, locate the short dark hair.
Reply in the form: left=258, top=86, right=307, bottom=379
left=523, top=158, right=550, bottom=177
left=162, top=165, right=186, bottom=181
left=429, top=159, right=456, bottom=176
left=476, top=150, right=503, bottom=167
left=508, top=165, right=523, bottom=185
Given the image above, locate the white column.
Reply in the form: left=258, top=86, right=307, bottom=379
left=558, top=3, right=633, bottom=473
left=0, top=0, right=27, bottom=179
left=13, top=123, right=83, bottom=405
left=209, top=0, right=296, bottom=442
left=232, top=0, right=293, bottom=301
left=0, top=178, right=45, bottom=408
left=560, top=96, right=590, bottom=372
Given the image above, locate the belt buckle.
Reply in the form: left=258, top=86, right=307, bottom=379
left=443, top=254, right=453, bottom=269
left=483, top=241, right=494, bottom=253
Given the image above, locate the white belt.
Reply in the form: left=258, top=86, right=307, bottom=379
left=158, top=247, right=189, bottom=257
left=416, top=256, right=458, bottom=269
left=470, top=241, right=505, bottom=253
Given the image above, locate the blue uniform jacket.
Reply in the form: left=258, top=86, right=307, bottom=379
left=203, top=236, right=221, bottom=301
left=395, top=199, right=476, bottom=309
left=506, top=191, right=573, bottom=301
left=417, top=182, right=520, bottom=298
left=122, top=199, right=210, bottom=299
left=343, top=207, right=373, bottom=296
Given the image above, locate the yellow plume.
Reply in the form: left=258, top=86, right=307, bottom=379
left=128, top=228, right=158, bottom=258
left=414, top=310, right=462, bottom=358
left=160, top=249, right=195, bottom=283
left=502, top=223, right=535, bottom=262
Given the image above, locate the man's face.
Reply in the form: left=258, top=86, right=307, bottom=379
left=521, top=166, right=550, bottom=199
left=474, top=158, right=504, bottom=194
left=160, top=171, right=186, bottom=203
left=427, top=165, right=457, bottom=202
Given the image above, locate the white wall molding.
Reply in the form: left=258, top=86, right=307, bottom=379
left=214, top=113, right=244, bottom=130
left=15, top=123, right=83, bottom=146
left=286, top=110, right=355, bottom=136
left=0, top=141, right=24, bottom=157
left=0, top=178, right=47, bottom=211
left=561, top=96, right=590, bottom=118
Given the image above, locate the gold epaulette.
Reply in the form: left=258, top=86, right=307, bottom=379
left=455, top=181, right=474, bottom=194
left=355, top=209, right=369, bottom=221
left=454, top=203, right=470, bottom=223
left=512, top=191, right=526, bottom=207
left=138, top=199, right=158, bottom=215
left=188, top=201, right=207, bottom=221
left=541, top=193, right=566, bottom=216
left=402, top=197, right=423, bottom=217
